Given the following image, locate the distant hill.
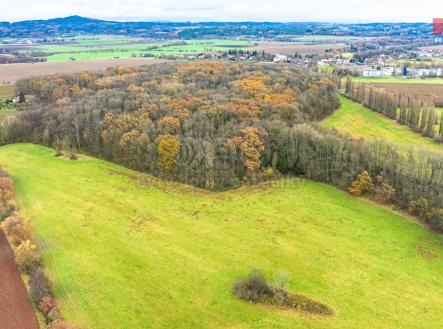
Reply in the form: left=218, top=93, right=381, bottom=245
left=0, top=16, right=433, bottom=39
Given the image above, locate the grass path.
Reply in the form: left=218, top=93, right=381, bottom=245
left=0, top=144, right=442, bottom=329
left=323, top=95, right=443, bottom=152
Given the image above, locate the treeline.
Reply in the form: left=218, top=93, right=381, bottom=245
left=344, top=77, right=443, bottom=143
left=0, top=47, right=47, bottom=64
left=0, top=62, right=442, bottom=232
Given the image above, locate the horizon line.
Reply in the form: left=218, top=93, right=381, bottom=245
left=1, top=15, right=435, bottom=25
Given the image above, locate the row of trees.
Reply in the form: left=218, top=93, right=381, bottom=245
left=345, top=77, right=443, bottom=142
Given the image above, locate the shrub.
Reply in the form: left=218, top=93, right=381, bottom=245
left=232, top=270, right=272, bottom=302
left=0, top=176, right=14, bottom=211
left=373, top=176, right=396, bottom=203
left=408, top=198, right=431, bottom=221
left=14, top=239, right=41, bottom=273
left=349, top=171, right=373, bottom=196
left=46, top=308, right=61, bottom=323
left=29, top=268, right=52, bottom=303
left=429, top=209, right=443, bottom=233
left=0, top=201, right=16, bottom=221
left=38, top=296, right=57, bottom=315
left=233, top=270, right=333, bottom=316
left=375, top=183, right=396, bottom=203
left=1, top=214, right=31, bottom=247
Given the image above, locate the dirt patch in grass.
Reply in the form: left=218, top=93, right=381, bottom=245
left=262, top=290, right=334, bottom=317
left=416, top=245, right=439, bottom=261
left=127, top=216, right=155, bottom=234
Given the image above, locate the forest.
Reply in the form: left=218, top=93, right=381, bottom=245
left=1, top=62, right=442, bottom=232
left=0, top=16, right=433, bottom=39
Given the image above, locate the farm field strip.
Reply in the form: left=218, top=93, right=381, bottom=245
left=350, top=77, right=443, bottom=84
left=29, top=39, right=254, bottom=62
left=367, top=82, right=443, bottom=104
left=252, top=42, right=347, bottom=55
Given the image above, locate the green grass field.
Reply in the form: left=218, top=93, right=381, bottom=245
left=0, top=85, right=14, bottom=100
left=0, top=109, right=20, bottom=119
left=323, top=96, right=443, bottom=152
left=37, top=39, right=252, bottom=62
left=0, top=144, right=442, bottom=329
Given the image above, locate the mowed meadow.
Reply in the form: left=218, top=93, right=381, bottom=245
left=323, top=96, right=443, bottom=152
left=0, top=85, right=14, bottom=100
left=0, top=144, right=442, bottom=329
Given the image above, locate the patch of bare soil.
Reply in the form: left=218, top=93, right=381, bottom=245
left=416, top=245, right=439, bottom=261
left=0, top=229, right=39, bottom=329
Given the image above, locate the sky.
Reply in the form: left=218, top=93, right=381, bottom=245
left=1, top=0, right=443, bottom=23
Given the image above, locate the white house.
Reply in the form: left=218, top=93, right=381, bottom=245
left=273, top=54, right=289, bottom=63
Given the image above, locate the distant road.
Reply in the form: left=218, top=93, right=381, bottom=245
left=0, top=229, right=39, bottom=329
left=0, top=58, right=167, bottom=83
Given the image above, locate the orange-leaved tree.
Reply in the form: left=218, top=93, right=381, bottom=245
left=156, top=135, right=181, bottom=171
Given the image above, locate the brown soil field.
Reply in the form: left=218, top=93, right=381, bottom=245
left=0, top=230, right=39, bottom=329
left=419, top=45, right=443, bottom=51
left=370, top=82, right=443, bottom=104
left=0, top=58, right=167, bottom=83
left=253, top=42, right=346, bottom=55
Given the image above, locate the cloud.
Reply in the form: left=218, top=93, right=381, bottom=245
left=1, top=0, right=442, bottom=22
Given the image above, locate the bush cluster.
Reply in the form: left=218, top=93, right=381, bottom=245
left=233, top=270, right=333, bottom=316
left=408, top=198, right=443, bottom=233
left=0, top=173, right=15, bottom=221
left=233, top=270, right=272, bottom=302
left=29, top=268, right=52, bottom=304
left=349, top=171, right=396, bottom=203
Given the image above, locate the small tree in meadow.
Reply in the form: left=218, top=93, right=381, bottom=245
left=232, top=270, right=272, bottom=302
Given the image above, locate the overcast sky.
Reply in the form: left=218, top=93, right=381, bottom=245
left=1, top=0, right=442, bottom=23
